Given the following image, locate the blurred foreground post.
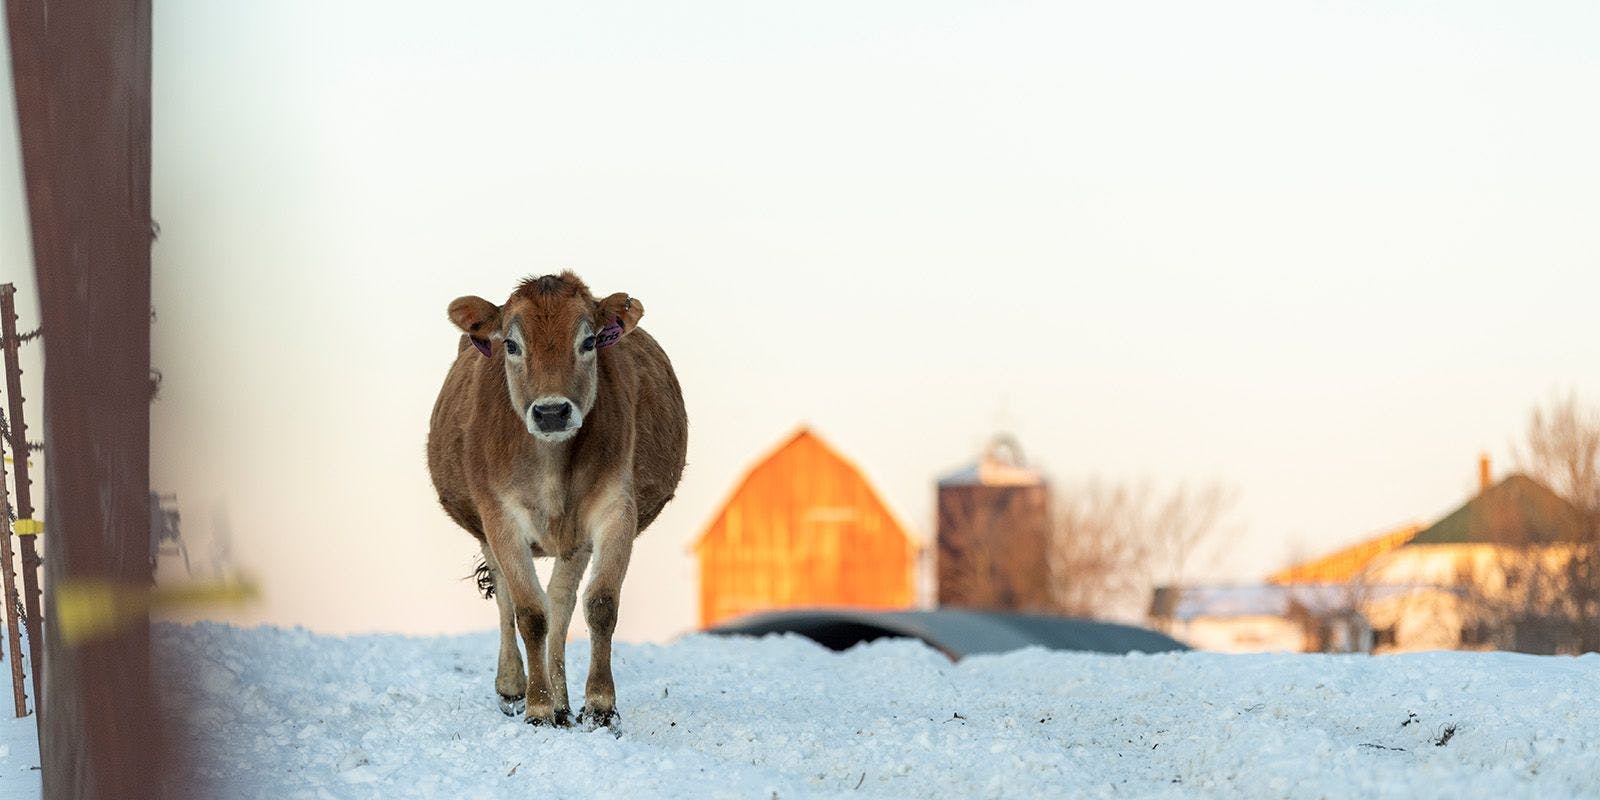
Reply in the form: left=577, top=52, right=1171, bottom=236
left=6, top=0, right=161, bottom=797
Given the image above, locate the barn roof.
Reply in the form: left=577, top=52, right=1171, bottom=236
left=1267, top=523, right=1423, bottom=584
left=692, top=425, right=919, bottom=551
left=1407, top=474, right=1588, bottom=546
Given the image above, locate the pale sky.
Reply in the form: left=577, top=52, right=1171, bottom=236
left=4, top=1, right=1598, bottom=641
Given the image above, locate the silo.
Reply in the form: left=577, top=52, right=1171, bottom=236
left=936, top=436, right=1052, bottom=611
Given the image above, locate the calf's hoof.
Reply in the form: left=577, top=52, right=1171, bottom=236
left=552, top=707, right=574, bottom=728
left=578, top=705, right=621, bottom=735
left=523, top=703, right=558, bottom=727
left=498, top=694, right=526, bottom=717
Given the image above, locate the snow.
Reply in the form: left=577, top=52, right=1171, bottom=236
left=0, top=711, right=38, bottom=800
left=0, top=631, right=39, bottom=800
left=2, top=623, right=1599, bottom=798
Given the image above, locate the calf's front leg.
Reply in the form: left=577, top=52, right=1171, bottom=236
left=544, top=546, right=591, bottom=727
left=579, top=512, right=635, bottom=732
left=484, top=517, right=556, bottom=725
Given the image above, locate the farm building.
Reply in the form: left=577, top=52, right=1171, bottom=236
left=1357, top=469, right=1592, bottom=653
left=1158, top=457, right=1596, bottom=654
left=936, top=436, right=1054, bottom=612
left=1267, top=523, right=1425, bottom=585
left=1147, top=584, right=1370, bottom=653
left=694, top=427, right=918, bottom=628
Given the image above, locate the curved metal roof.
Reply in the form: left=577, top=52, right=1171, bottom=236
left=706, top=608, right=1189, bottom=660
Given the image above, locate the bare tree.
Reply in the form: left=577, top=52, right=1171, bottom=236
left=1050, top=480, right=1153, bottom=618
left=1146, top=482, right=1240, bottom=592
left=1517, top=390, right=1600, bottom=519
left=1515, top=390, right=1600, bottom=652
left=1472, top=390, right=1600, bottom=653
left=1049, top=478, right=1238, bottom=621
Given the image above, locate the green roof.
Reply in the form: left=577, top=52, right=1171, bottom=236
left=1408, top=474, right=1588, bottom=546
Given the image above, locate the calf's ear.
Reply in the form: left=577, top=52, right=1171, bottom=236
left=448, top=296, right=501, bottom=356
left=597, top=292, right=644, bottom=340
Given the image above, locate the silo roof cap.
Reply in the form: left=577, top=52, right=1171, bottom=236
left=938, top=434, right=1044, bottom=487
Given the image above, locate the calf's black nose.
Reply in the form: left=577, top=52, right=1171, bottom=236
left=531, top=401, right=573, bottom=431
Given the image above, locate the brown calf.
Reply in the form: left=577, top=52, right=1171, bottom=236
left=426, top=272, right=687, bottom=730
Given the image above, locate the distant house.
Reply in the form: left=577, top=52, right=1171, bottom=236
left=1156, top=458, right=1593, bottom=654
left=1358, top=471, right=1591, bottom=653
left=936, top=436, right=1054, bottom=612
left=694, top=427, right=918, bottom=628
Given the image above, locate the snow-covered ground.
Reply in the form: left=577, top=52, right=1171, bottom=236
left=2, top=624, right=1598, bottom=798
left=0, top=707, right=38, bottom=800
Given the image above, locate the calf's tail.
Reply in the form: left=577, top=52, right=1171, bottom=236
left=470, top=558, right=495, bottom=599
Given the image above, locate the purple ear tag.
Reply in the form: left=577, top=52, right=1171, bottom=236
left=596, top=318, right=624, bottom=349
left=471, top=337, right=492, bottom=357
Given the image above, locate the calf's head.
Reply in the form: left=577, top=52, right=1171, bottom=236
left=448, top=272, right=643, bottom=442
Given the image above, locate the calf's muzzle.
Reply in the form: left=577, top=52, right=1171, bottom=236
left=531, top=400, right=574, bottom=433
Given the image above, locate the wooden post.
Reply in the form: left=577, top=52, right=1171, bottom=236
left=0, top=429, right=27, bottom=717
left=6, top=0, right=160, bottom=796
left=0, top=287, right=43, bottom=726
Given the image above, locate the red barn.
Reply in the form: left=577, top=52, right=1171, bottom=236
left=694, top=427, right=918, bottom=627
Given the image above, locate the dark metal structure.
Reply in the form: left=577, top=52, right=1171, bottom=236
left=709, top=608, right=1189, bottom=659
left=7, top=0, right=160, bottom=796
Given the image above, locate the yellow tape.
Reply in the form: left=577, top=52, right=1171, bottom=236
left=55, top=580, right=125, bottom=644
left=55, top=577, right=259, bottom=645
left=13, top=519, right=41, bottom=536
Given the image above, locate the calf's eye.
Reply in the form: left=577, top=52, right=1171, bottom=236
left=504, top=340, right=521, bottom=356
left=581, top=336, right=596, bottom=353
